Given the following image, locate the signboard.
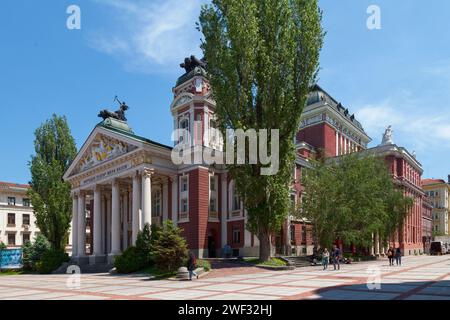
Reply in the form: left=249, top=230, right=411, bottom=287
left=81, top=162, right=131, bottom=187
left=0, top=249, right=23, bottom=269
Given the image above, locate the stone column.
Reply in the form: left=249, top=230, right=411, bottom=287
left=122, top=189, right=129, bottom=251
left=93, top=185, right=103, bottom=257
left=375, top=232, right=380, bottom=257
left=171, top=175, right=178, bottom=227
left=221, top=173, right=228, bottom=250
left=142, top=169, right=153, bottom=227
left=71, top=194, right=78, bottom=258
left=77, top=191, right=86, bottom=257
left=110, top=180, right=121, bottom=258
left=369, top=233, right=374, bottom=256
left=162, top=179, right=169, bottom=222
left=101, top=195, right=106, bottom=256
left=132, top=172, right=141, bottom=244
left=106, top=194, right=111, bottom=254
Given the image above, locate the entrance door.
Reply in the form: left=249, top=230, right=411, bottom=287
left=208, top=236, right=216, bottom=258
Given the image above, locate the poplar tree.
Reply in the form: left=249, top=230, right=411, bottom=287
left=28, top=114, right=77, bottom=250
left=199, top=0, right=324, bottom=261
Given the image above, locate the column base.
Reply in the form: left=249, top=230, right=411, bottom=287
left=71, top=255, right=89, bottom=265
left=107, top=253, right=121, bottom=264
left=89, top=254, right=107, bottom=265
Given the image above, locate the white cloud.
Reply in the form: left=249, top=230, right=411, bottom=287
left=354, top=94, right=450, bottom=154
left=89, top=0, right=206, bottom=73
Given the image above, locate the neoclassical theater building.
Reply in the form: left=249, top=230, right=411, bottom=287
left=64, top=58, right=429, bottom=264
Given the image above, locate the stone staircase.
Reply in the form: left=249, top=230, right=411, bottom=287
left=281, top=256, right=312, bottom=268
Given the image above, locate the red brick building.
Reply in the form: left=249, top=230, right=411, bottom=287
left=65, top=64, right=429, bottom=265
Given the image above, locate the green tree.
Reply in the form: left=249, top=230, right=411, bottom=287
left=28, top=114, right=77, bottom=250
left=301, top=154, right=413, bottom=250
left=152, top=221, right=188, bottom=272
left=199, top=0, right=324, bottom=261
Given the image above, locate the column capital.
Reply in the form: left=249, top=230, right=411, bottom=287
left=169, top=174, right=178, bottom=183
left=141, top=168, right=154, bottom=178
left=221, top=172, right=228, bottom=181
left=94, top=184, right=103, bottom=192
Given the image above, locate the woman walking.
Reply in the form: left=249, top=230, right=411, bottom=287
left=187, top=251, right=198, bottom=280
left=387, top=247, right=395, bottom=266
left=322, top=248, right=330, bottom=270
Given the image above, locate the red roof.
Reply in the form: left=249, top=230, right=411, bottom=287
left=422, top=178, right=446, bottom=185
left=0, top=181, right=30, bottom=189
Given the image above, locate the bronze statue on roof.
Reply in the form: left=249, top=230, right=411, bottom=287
left=98, top=96, right=129, bottom=122
left=180, top=55, right=207, bottom=73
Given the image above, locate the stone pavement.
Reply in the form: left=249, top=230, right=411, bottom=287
left=0, top=255, right=448, bottom=300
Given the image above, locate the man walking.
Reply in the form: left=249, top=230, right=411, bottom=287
left=322, top=248, right=330, bottom=270
left=395, top=247, right=402, bottom=266
left=332, top=245, right=341, bottom=271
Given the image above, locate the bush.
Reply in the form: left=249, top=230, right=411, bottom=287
left=22, top=234, right=51, bottom=271
left=153, top=221, right=188, bottom=272
left=0, top=242, right=6, bottom=250
left=135, top=223, right=159, bottom=266
left=115, top=246, right=148, bottom=274
left=36, top=249, right=69, bottom=274
left=196, top=259, right=211, bottom=271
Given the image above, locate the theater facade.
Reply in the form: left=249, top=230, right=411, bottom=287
left=64, top=59, right=428, bottom=265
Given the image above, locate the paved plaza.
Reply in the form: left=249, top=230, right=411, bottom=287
left=0, top=255, right=449, bottom=300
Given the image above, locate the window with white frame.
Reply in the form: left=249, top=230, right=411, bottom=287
left=152, top=189, right=161, bottom=217
left=179, top=118, right=190, bottom=143
left=232, top=184, right=241, bottom=211
left=209, top=198, right=217, bottom=213
left=181, top=176, right=188, bottom=192
left=181, top=198, right=188, bottom=213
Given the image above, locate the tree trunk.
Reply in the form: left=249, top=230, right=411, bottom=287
left=259, top=231, right=271, bottom=262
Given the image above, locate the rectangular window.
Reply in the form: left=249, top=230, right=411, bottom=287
left=23, top=233, right=30, bottom=244
left=301, top=226, right=307, bottom=244
left=181, top=199, right=188, bottom=213
left=23, top=214, right=30, bottom=226
left=232, top=228, right=241, bottom=244
left=7, top=213, right=15, bottom=226
left=181, top=176, right=188, bottom=192
left=8, top=197, right=16, bottom=206
left=209, top=198, right=217, bottom=212
left=8, top=233, right=16, bottom=245
left=23, top=198, right=31, bottom=207
left=210, top=176, right=216, bottom=191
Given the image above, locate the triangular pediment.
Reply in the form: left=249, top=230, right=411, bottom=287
left=65, top=128, right=140, bottom=178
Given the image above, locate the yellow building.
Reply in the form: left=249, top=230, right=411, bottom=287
left=422, top=178, right=450, bottom=236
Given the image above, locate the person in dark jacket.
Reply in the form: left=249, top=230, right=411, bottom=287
left=395, top=247, right=402, bottom=266
left=187, top=251, right=198, bottom=280
left=332, top=245, right=341, bottom=270
left=387, top=247, right=395, bottom=266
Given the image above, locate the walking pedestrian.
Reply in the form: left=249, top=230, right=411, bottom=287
left=387, top=247, right=395, bottom=266
left=395, top=247, right=402, bottom=266
left=332, top=245, right=341, bottom=270
left=187, top=251, right=198, bottom=280
left=322, top=248, right=330, bottom=270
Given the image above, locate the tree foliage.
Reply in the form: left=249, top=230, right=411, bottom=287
left=300, top=154, right=413, bottom=250
left=152, top=221, right=188, bottom=272
left=199, top=0, right=324, bottom=261
left=28, top=114, right=77, bottom=250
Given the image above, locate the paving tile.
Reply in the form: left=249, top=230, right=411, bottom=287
left=201, top=293, right=280, bottom=300
left=242, top=286, right=314, bottom=297
left=141, top=289, right=215, bottom=300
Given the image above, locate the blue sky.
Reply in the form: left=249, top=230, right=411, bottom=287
left=1, top=0, right=450, bottom=184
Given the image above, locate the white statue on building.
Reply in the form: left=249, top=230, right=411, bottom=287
left=380, top=125, right=394, bottom=145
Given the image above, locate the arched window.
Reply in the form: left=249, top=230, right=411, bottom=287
left=179, top=118, right=190, bottom=143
